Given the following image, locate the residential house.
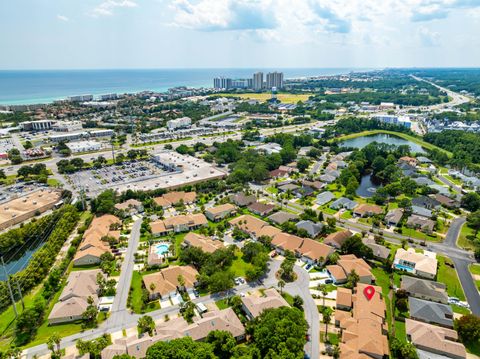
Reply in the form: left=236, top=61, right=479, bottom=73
left=353, top=204, right=383, bottom=217
left=73, top=214, right=121, bottom=266
left=417, top=157, right=432, bottom=164
left=335, top=287, right=352, bottom=311
left=150, top=214, right=208, bottom=236
left=205, top=203, right=236, bottom=222
left=323, top=230, right=353, bottom=249
left=277, top=183, right=300, bottom=193
left=319, top=174, right=336, bottom=183
left=182, top=232, right=223, bottom=254
left=413, top=177, right=435, bottom=186
left=271, top=233, right=333, bottom=264
left=241, top=288, right=289, bottom=319
left=335, top=283, right=389, bottom=359
left=142, top=265, right=198, bottom=299
left=435, top=194, right=459, bottom=208
left=412, top=196, right=441, bottom=210
left=247, top=202, right=276, bottom=216
left=229, top=215, right=282, bottom=239
left=430, top=184, right=451, bottom=196
left=385, top=208, right=404, bottom=226
left=326, top=254, right=375, bottom=284
left=302, top=179, right=325, bottom=191
left=295, top=219, right=322, bottom=238
left=316, top=191, right=335, bottom=206
left=293, top=185, right=315, bottom=198
left=399, top=156, right=418, bottom=167
left=330, top=197, right=358, bottom=210
left=409, top=297, right=454, bottom=328
left=267, top=211, right=298, bottom=225
left=269, top=168, right=290, bottom=179
left=153, top=191, right=197, bottom=208
left=412, top=205, right=433, bottom=218
left=405, top=319, right=466, bottom=359
left=406, top=214, right=435, bottom=233
left=362, top=236, right=390, bottom=261
left=101, top=308, right=245, bottom=359
left=48, top=270, right=102, bottom=324
left=400, top=276, right=448, bottom=304
left=393, top=248, right=438, bottom=279
left=230, top=193, right=256, bottom=207
left=114, top=199, right=144, bottom=217
left=399, top=162, right=417, bottom=176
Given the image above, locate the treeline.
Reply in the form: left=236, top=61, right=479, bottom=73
left=0, top=112, right=30, bottom=126
left=312, top=91, right=447, bottom=106
left=0, top=211, right=61, bottom=261
left=333, top=117, right=415, bottom=136
left=410, top=68, right=480, bottom=97
left=0, top=205, right=80, bottom=312
left=431, top=111, right=480, bottom=123
left=424, top=130, right=480, bottom=171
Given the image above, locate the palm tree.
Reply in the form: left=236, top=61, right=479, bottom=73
left=322, top=308, right=332, bottom=343
left=278, top=279, right=285, bottom=294
left=47, top=334, right=61, bottom=359
left=318, top=283, right=328, bottom=307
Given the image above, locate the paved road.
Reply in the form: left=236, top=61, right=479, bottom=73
left=23, top=248, right=318, bottom=358
left=441, top=217, right=480, bottom=316
left=109, top=218, right=142, bottom=328
left=437, top=174, right=463, bottom=194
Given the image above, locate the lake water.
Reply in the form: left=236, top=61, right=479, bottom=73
left=356, top=174, right=381, bottom=198
left=340, top=134, right=426, bottom=154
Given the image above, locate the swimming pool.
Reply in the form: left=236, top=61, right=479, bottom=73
left=395, top=263, right=415, bottom=272
left=154, top=243, right=169, bottom=255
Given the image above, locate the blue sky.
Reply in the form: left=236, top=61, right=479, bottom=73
left=1, top=0, right=480, bottom=69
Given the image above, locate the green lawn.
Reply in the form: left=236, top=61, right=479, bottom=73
left=443, top=174, right=462, bottom=186
left=230, top=250, right=254, bottom=278
left=399, top=226, right=442, bottom=242
left=47, top=178, right=62, bottom=187
left=215, top=299, right=230, bottom=310
left=129, top=271, right=146, bottom=314
left=320, top=332, right=339, bottom=344
left=437, top=256, right=466, bottom=301
left=457, top=224, right=479, bottom=250
left=371, top=267, right=393, bottom=331
left=470, top=264, right=480, bottom=275
left=394, top=320, right=407, bottom=343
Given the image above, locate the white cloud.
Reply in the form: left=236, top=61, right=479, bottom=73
left=57, top=14, right=69, bottom=22
left=91, top=0, right=138, bottom=17
left=417, top=26, right=441, bottom=46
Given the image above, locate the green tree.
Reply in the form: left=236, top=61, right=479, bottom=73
left=205, top=330, right=236, bottom=359
left=454, top=314, right=480, bottom=344
left=297, top=157, right=310, bottom=172
left=322, top=307, right=333, bottom=343
left=249, top=307, right=308, bottom=359
left=146, top=337, right=216, bottom=359
left=138, top=315, right=155, bottom=336
left=277, top=279, right=285, bottom=294
left=390, top=338, right=418, bottom=359
left=47, top=334, right=61, bottom=359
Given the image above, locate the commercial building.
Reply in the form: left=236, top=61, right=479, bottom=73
left=52, top=120, right=83, bottom=132
left=19, top=119, right=56, bottom=131
left=166, top=117, right=191, bottom=131
left=66, top=140, right=102, bottom=153
left=0, top=189, right=62, bottom=231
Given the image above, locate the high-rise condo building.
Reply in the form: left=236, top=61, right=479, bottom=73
left=266, top=72, right=284, bottom=89
left=252, top=72, right=264, bottom=90
left=213, top=77, right=233, bottom=90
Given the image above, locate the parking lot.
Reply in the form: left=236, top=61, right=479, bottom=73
left=0, top=182, right=50, bottom=203
left=69, top=160, right=175, bottom=194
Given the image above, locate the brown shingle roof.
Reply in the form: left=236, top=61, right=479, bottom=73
left=241, top=288, right=289, bottom=318
left=183, top=232, right=224, bottom=253
left=142, top=265, right=198, bottom=297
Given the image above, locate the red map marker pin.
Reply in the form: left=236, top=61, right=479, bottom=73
left=363, top=285, right=375, bottom=301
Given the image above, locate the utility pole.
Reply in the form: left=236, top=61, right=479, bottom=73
left=111, top=141, right=116, bottom=164
left=1, top=257, right=17, bottom=318
left=15, top=279, right=24, bottom=310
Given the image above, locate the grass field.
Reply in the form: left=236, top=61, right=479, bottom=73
left=129, top=271, right=160, bottom=314
left=335, top=130, right=452, bottom=157
left=457, top=224, right=479, bottom=250
left=216, top=93, right=313, bottom=104
left=371, top=267, right=393, bottom=331
left=437, top=256, right=466, bottom=301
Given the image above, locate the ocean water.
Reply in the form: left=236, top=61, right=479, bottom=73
left=0, top=68, right=366, bottom=105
